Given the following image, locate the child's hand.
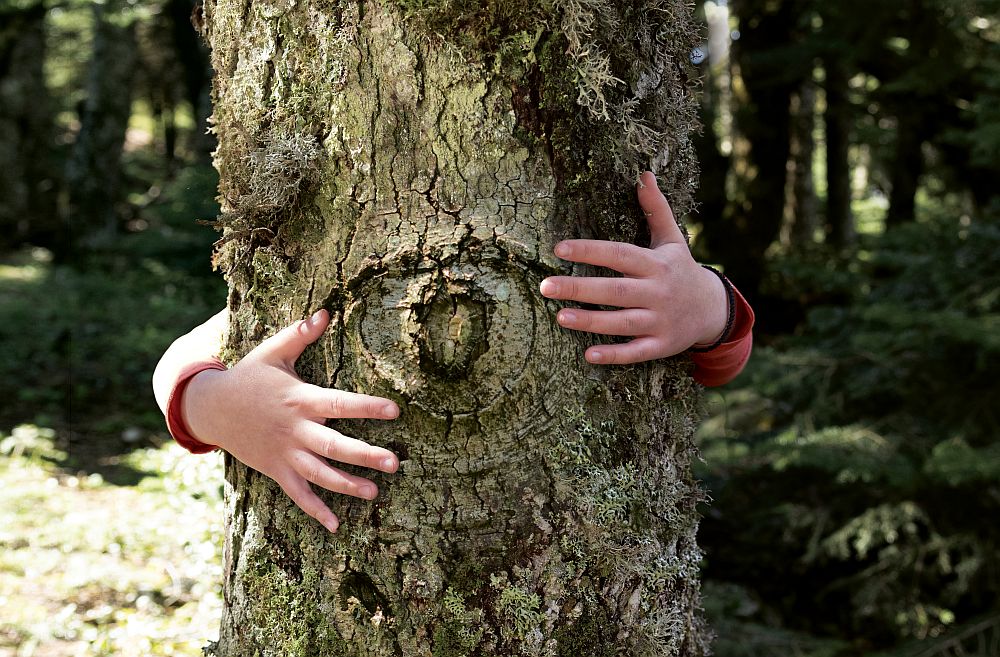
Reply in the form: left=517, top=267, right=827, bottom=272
left=540, top=171, right=728, bottom=365
left=182, top=310, right=400, bottom=533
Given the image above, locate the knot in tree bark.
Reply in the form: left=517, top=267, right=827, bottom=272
left=418, top=292, right=489, bottom=379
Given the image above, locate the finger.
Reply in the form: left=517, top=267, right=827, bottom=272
left=637, top=171, right=686, bottom=248
left=552, top=240, right=655, bottom=277
left=539, top=276, right=647, bottom=307
left=279, top=476, right=340, bottom=533
left=295, top=383, right=400, bottom=421
left=299, top=422, right=399, bottom=473
left=586, top=337, right=665, bottom=366
left=292, top=452, right=380, bottom=501
left=251, top=309, right=330, bottom=366
left=557, top=308, right=658, bottom=337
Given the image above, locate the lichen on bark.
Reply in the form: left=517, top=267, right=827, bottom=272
left=203, top=0, right=709, bottom=655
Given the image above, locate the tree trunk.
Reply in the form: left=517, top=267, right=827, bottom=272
left=823, top=60, right=854, bottom=247
left=62, top=0, right=137, bottom=254
left=692, top=0, right=731, bottom=261
left=885, top=110, right=923, bottom=229
left=204, top=1, right=707, bottom=655
left=705, top=0, right=797, bottom=301
left=167, top=0, right=215, bottom=161
left=784, top=81, right=818, bottom=248
left=0, top=1, right=56, bottom=250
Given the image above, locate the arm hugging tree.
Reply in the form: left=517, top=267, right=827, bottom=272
left=201, top=0, right=709, bottom=654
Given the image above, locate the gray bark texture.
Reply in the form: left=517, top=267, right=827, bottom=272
left=203, top=1, right=708, bottom=655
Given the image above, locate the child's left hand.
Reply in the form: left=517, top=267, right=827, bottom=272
left=540, top=171, right=728, bottom=365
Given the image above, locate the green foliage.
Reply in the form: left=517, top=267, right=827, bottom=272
left=0, top=164, right=224, bottom=439
left=699, top=208, right=1000, bottom=652
left=924, top=439, right=1000, bottom=486
left=702, top=582, right=850, bottom=657
left=0, top=423, right=65, bottom=462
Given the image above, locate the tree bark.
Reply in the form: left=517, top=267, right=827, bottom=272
left=204, top=1, right=707, bottom=655
left=784, top=81, right=818, bottom=248
left=0, top=1, right=56, bottom=250
left=823, top=60, right=854, bottom=247
left=62, top=0, right=137, bottom=254
left=704, top=0, right=797, bottom=301
left=885, top=110, right=923, bottom=229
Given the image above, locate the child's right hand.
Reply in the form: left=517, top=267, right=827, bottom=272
left=182, top=309, right=400, bottom=533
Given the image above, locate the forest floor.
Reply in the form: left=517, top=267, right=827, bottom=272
left=0, top=432, right=223, bottom=657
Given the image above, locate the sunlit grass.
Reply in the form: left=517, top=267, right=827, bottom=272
left=0, top=426, right=224, bottom=657
left=0, top=248, right=51, bottom=283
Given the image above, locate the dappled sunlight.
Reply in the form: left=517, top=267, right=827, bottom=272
left=0, top=426, right=224, bottom=657
left=0, top=248, right=51, bottom=284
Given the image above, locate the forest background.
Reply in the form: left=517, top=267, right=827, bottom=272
left=0, top=0, right=997, bottom=655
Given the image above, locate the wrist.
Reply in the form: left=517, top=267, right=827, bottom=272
left=182, top=368, right=228, bottom=450
left=692, top=265, right=730, bottom=348
left=165, top=359, right=227, bottom=454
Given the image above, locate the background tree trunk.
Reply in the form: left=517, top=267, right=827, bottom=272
left=0, top=0, right=56, bottom=250
left=703, top=0, right=798, bottom=303
left=784, top=81, right=818, bottom=248
left=166, top=0, right=214, bottom=161
left=885, top=110, right=923, bottom=228
left=204, top=1, right=707, bottom=655
left=62, top=0, right=137, bottom=254
left=823, top=60, right=854, bottom=247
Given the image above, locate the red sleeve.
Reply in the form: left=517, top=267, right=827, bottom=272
left=690, top=285, right=755, bottom=387
left=165, top=358, right=227, bottom=454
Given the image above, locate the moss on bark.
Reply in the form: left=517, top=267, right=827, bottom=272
left=204, top=1, right=708, bottom=655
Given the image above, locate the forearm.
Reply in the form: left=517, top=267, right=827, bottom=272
left=152, top=308, right=228, bottom=415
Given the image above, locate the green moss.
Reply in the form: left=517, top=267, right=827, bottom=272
left=497, top=589, right=542, bottom=638
left=552, top=603, right=617, bottom=657
left=241, top=566, right=322, bottom=654
left=388, top=0, right=554, bottom=55
left=431, top=624, right=472, bottom=657
left=431, top=588, right=487, bottom=656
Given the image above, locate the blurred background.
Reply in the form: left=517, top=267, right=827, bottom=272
left=0, top=0, right=997, bottom=655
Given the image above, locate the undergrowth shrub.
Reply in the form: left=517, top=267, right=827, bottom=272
left=699, top=207, right=1000, bottom=651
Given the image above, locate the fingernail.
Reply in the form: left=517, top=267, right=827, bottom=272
left=310, top=309, right=324, bottom=324
left=554, top=242, right=570, bottom=258
left=381, top=457, right=397, bottom=472
left=589, top=350, right=603, bottom=363
left=361, top=485, right=377, bottom=499
left=323, top=518, right=339, bottom=533
left=540, top=280, right=556, bottom=297
left=382, top=403, right=399, bottom=419
left=559, top=310, right=577, bottom=325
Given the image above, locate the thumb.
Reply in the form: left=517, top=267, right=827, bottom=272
left=637, top=171, right=686, bottom=248
left=251, top=309, right=330, bottom=366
